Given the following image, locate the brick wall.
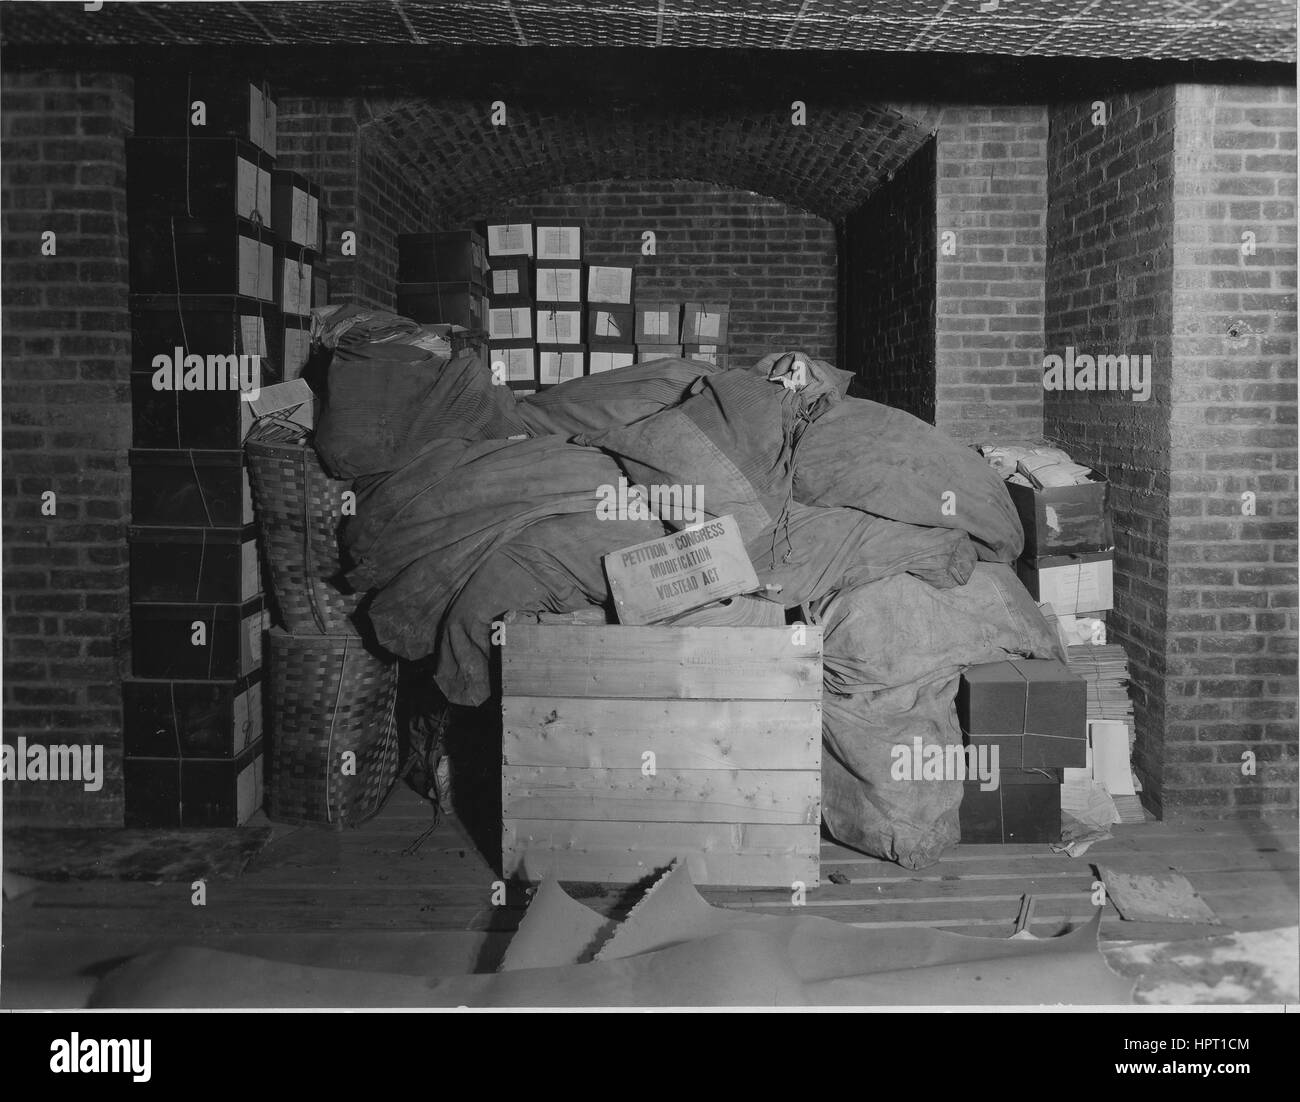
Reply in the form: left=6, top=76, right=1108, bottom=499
left=2, top=69, right=134, bottom=826
left=840, top=138, right=937, bottom=421
left=1044, top=88, right=1178, bottom=812
left=1163, top=83, right=1298, bottom=819
left=354, top=126, right=431, bottom=311
left=935, top=105, right=1048, bottom=444
left=470, top=180, right=837, bottom=366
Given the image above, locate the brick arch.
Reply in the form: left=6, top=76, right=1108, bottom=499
left=361, top=99, right=939, bottom=224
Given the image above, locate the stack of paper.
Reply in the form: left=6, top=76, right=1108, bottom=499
left=1066, top=643, right=1147, bottom=823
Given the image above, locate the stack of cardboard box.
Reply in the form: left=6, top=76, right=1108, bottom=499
left=956, top=658, right=1088, bottom=843
left=1009, top=467, right=1115, bottom=618
left=396, top=229, right=488, bottom=344
left=124, top=72, right=294, bottom=827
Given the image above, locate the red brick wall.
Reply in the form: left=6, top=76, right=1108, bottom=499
left=1164, top=83, right=1298, bottom=819
left=2, top=69, right=134, bottom=826
left=935, top=105, right=1048, bottom=443
left=1045, top=88, right=1178, bottom=812
left=839, top=138, right=937, bottom=421
left=469, top=180, right=837, bottom=366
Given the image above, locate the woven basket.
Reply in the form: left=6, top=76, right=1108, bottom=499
left=267, top=628, right=399, bottom=827
left=246, top=436, right=361, bottom=635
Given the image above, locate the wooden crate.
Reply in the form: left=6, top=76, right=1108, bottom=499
left=501, top=623, right=823, bottom=888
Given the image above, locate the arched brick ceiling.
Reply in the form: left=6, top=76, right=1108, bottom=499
left=363, top=100, right=940, bottom=222
left=2, top=0, right=1294, bottom=62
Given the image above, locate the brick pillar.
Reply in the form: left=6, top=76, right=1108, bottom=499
left=1164, top=83, right=1298, bottom=819
left=2, top=70, right=134, bottom=826
left=934, top=104, right=1048, bottom=443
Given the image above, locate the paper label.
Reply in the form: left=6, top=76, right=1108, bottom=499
left=283, top=327, right=311, bottom=379
left=237, top=235, right=275, bottom=299
left=492, top=269, right=520, bottom=296
left=594, top=310, right=627, bottom=339
left=236, top=157, right=257, bottom=220
left=537, top=227, right=578, bottom=259
left=292, top=188, right=310, bottom=246
left=538, top=310, right=579, bottom=343
left=695, top=311, right=720, bottom=339
left=589, top=266, right=631, bottom=303
left=491, top=347, right=535, bottom=382
left=538, top=267, right=578, bottom=301
left=238, top=315, right=267, bottom=358
left=589, top=351, right=634, bottom=374
left=489, top=307, right=531, bottom=339
left=491, top=224, right=532, bottom=255
left=540, top=351, right=583, bottom=385
left=643, top=310, right=670, bottom=338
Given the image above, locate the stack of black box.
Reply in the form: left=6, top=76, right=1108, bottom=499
left=396, top=229, right=488, bottom=351
left=123, top=72, right=327, bottom=827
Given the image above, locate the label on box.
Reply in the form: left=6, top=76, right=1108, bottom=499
left=643, top=310, right=672, bottom=338
left=606, top=515, right=760, bottom=625
left=488, top=224, right=533, bottom=256
left=281, top=257, right=311, bottom=315
left=489, top=307, right=532, bottom=339
left=283, top=325, right=311, bottom=380
left=537, top=309, right=580, bottom=344
left=239, top=315, right=268, bottom=359
left=592, top=308, right=631, bottom=340
left=536, top=226, right=580, bottom=260
left=589, top=350, right=635, bottom=374
left=492, top=269, right=521, bottom=296
left=491, top=346, right=536, bottom=382
left=238, top=236, right=275, bottom=300
left=236, top=157, right=258, bottom=220
left=540, top=350, right=584, bottom=385
left=537, top=267, right=580, bottom=302
left=588, top=265, right=632, bottom=303
left=695, top=312, right=721, bottom=339
left=1030, top=556, right=1114, bottom=615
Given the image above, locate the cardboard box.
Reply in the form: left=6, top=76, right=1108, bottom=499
left=589, top=347, right=636, bottom=374
left=1016, top=551, right=1114, bottom=615
left=271, top=170, right=321, bottom=249
left=501, top=621, right=823, bottom=887
left=488, top=305, right=533, bottom=340
left=534, top=223, right=581, bottom=261
left=1007, top=470, right=1111, bottom=556
left=123, top=672, right=263, bottom=759
left=130, top=448, right=254, bottom=528
left=396, top=282, right=486, bottom=330
left=129, top=214, right=275, bottom=301
left=128, top=138, right=273, bottom=224
left=484, top=223, right=533, bottom=257
left=535, top=308, right=582, bottom=345
left=635, top=301, right=682, bottom=343
left=959, top=775, right=1061, bottom=844
left=963, top=731, right=1084, bottom=770
left=125, top=740, right=264, bottom=828
left=605, top=515, right=759, bottom=626
left=588, top=305, right=635, bottom=344
left=538, top=346, right=585, bottom=386
left=957, top=658, right=1087, bottom=766
left=682, top=302, right=729, bottom=344
left=131, top=596, right=267, bottom=681
left=487, top=255, right=534, bottom=302
left=129, top=523, right=260, bottom=605
left=488, top=340, right=537, bottom=385
left=535, top=262, right=584, bottom=304
left=587, top=264, right=634, bottom=304
left=637, top=344, right=684, bottom=362
left=397, top=230, right=487, bottom=285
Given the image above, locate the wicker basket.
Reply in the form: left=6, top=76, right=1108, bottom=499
left=267, top=628, right=399, bottom=827
left=245, top=436, right=361, bottom=635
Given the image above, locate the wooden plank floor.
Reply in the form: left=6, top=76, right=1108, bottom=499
left=4, top=784, right=1296, bottom=996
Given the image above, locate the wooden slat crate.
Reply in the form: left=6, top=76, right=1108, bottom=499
left=501, top=623, right=823, bottom=888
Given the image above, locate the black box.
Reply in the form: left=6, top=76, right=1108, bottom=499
left=124, top=739, right=264, bottom=828
left=1007, top=471, right=1112, bottom=557
left=127, top=137, right=274, bottom=224
left=130, top=293, right=281, bottom=374
left=134, top=71, right=276, bottom=154
left=957, top=658, right=1087, bottom=768
left=959, top=773, right=1062, bottom=844
left=130, top=448, right=253, bottom=528
left=129, top=214, right=276, bottom=300
left=131, top=596, right=266, bottom=681
left=487, top=255, right=534, bottom=304
left=129, top=523, right=260, bottom=605
left=396, top=282, right=487, bottom=330
left=123, top=672, right=264, bottom=759
left=398, top=230, right=487, bottom=285
left=588, top=305, right=636, bottom=344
